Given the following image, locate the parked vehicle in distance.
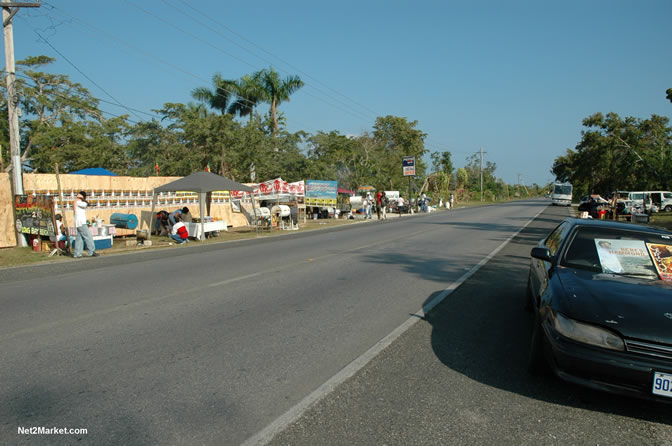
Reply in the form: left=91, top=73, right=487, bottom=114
left=551, top=182, right=572, bottom=206
left=578, top=196, right=610, bottom=219
left=634, top=191, right=672, bottom=213
left=611, top=191, right=660, bottom=213
left=526, top=218, right=672, bottom=402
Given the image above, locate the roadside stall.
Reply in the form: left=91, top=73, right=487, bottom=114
left=150, top=171, right=254, bottom=241
left=238, top=177, right=305, bottom=229
left=305, top=180, right=338, bottom=219
left=337, top=187, right=355, bottom=218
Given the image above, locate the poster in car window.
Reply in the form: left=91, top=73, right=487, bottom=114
left=594, top=239, right=655, bottom=275
left=646, top=243, right=672, bottom=281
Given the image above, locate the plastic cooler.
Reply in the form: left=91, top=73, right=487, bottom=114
left=110, top=213, right=138, bottom=229
left=69, top=235, right=113, bottom=250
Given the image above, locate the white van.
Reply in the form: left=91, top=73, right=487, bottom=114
left=645, top=191, right=672, bottom=212
left=618, top=191, right=672, bottom=213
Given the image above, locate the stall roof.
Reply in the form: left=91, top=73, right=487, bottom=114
left=357, top=185, right=376, bottom=192
left=70, top=167, right=117, bottom=176
left=154, top=171, right=253, bottom=193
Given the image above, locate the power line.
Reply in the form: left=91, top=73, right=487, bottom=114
left=32, top=30, right=145, bottom=122
left=126, top=0, right=377, bottom=124
left=32, top=2, right=462, bottom=155
left=159, top=0, right=382, bottom=122
left=7, top=70, right=163, bottom=121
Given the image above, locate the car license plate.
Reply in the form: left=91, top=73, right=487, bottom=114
left=652, top=372, right=672, bottom=398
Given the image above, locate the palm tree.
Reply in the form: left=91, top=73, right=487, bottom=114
left=256, top=67, right=304, bottom=136
left=228, top=74, right=265, bottom=126
left=191, top=73, right=237, bottom=114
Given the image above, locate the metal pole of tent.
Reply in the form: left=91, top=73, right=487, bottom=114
left=148, top=190, right=157, bottom=241
left=251, top=190, right=258, bottom=236
left=199, top=192, right=206, bottom=241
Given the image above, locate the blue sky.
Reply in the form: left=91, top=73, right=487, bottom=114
left=9, top=0, right=672, bottom=185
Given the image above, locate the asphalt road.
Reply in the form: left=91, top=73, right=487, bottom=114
left=4, top=200, right=667, bottom=445
left=267, top=204, right=672, bottom=446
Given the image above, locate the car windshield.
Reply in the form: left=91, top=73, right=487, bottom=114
left=561, top=226, right=672, bottom=281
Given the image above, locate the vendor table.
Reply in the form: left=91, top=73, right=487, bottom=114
left=185, top=221, right=227, bottom=239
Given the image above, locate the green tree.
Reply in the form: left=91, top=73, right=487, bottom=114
left=464, top=153, right=498, bottom=198
left=552, top=112, right=672, bottom=195
left=370, top=115, right=428, bottom=191
left=30, top=116, right=129, bottom=173
left=191, top=73, right=238, bottom=115
left=1, top=55, right=110, bottom=172
left=667, top=88, right=672, bottom=104
left=228, top=74, right=265, bottom=126
left=256, top=67, right=304, bottom=136
left=305, top=130, right=359, bottom=186
left=430, top=151, right=454, bottom=176
left=456, top=167, right=468, bottom=189
left=128, top=102, right=242, bottom=178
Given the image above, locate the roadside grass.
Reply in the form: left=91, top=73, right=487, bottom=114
left=0, top=246, right=72, bottom=268
left=0, top=200, right=542, bottom=269
left=650, top=212, right=672, bottom=231
left=0, top=217, right=366, bottom=269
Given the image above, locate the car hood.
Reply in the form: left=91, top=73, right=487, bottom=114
left=556, top=268, right=672, bottom=344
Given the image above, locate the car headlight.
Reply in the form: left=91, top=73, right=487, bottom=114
left=551, top=312, right=625, bottom=351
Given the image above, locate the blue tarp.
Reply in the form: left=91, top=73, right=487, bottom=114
left=70, top=168, right=118, bottom=176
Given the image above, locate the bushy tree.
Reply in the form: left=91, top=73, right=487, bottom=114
left=552, top=112, right=672, bottom=196
left=0, top=55, right=126, bottom=173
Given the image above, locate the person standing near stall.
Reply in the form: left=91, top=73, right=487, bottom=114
left=376, top=191, right=383, bottom=220
left=73, top=191, right=99, bottom=258
left=365, top=192, right=373, bottom=219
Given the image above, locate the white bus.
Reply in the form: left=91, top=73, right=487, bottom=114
left=551, top=182, right=572, bottom=206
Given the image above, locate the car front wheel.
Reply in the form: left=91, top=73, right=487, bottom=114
left=527, top=313, right=549, bottom=375
left=665, top=205, right=672, bottom=212
left=525, top=274, right=533, bottom=312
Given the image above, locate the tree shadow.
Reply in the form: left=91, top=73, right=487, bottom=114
left=420, top=224, right=672, bottom=424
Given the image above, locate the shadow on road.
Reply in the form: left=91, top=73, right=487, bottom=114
left=421, top=208, right=672, bottom=425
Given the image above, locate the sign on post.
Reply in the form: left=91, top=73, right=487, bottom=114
left=402, top=157, right=415, bottom=176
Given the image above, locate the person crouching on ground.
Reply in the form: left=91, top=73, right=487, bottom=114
left=170, top=216, right=189, bottom=244
left=154, top=210, right=170, bottom=236
left=73, top=191, right=99, bottom=258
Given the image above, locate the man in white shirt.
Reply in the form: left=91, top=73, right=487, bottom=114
left=73, top=191, right=99, bottom=258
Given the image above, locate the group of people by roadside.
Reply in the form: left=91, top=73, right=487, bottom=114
left=154, top=207, right=191, bottom=244
left=361, top=191, right=390, bottom=220
left=359, top=191, right=455, bottom=219
left=51, top=195, right=194, bottom=258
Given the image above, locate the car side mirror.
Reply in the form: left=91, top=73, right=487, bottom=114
left=530, top=247, right=553, bottom=262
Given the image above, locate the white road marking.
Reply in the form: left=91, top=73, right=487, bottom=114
left=241, top=205, right=547, bottom=446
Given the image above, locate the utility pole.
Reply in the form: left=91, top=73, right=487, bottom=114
left=3, top=1, right=39, bottom=193
left=479, top=147, right=485, bottom=201
left=517, top=173, right=529, bottom=196
left=517, top=173, right=521, bottom=196
left=3, top=1, right=40, bottom=247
